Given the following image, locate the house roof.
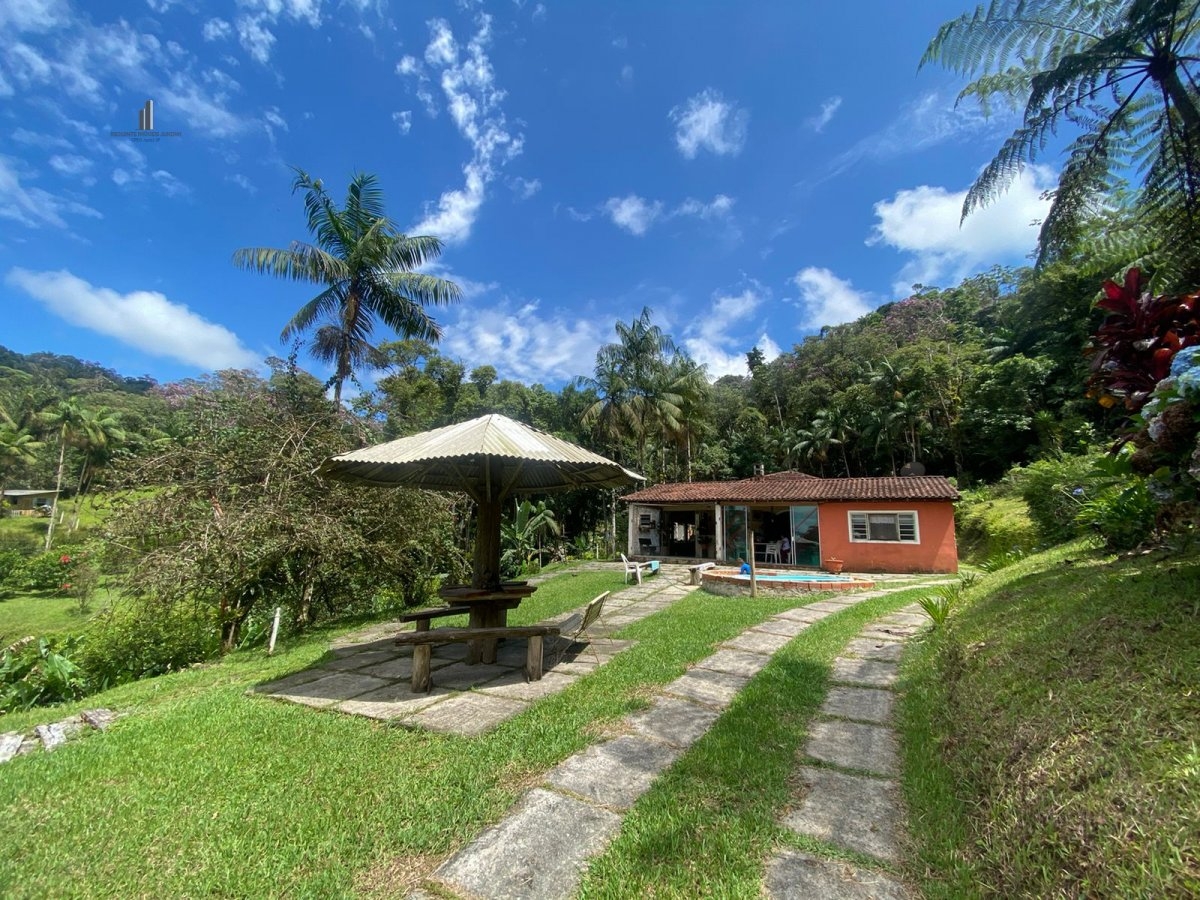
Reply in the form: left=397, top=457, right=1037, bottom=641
left=622, top=471, right=959, bottom=504
left=2, top=489, right=59, bottom=497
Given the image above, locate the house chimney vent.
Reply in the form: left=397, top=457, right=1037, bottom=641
left=753, top=463, right=765, bottom=478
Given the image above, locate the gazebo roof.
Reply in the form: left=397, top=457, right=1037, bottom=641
left=622, top=471, right=958, bottom=504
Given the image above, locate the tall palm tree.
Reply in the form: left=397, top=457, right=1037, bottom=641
left=68, top=407, right=125, bottom=530
left=39, top=398, right=88, bottom=550
left=0, top=421, right=42, bottom=512
left=233, top=169, right=461, bottom=403
left=922, top=0, right=1200, bottom=280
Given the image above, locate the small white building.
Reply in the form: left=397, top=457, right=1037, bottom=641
left=2, top=489, right=58, bottom=516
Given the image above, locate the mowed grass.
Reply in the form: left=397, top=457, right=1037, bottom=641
left=899, top=539, right=1200, bottom=898
left=0, top=569, right=818, bottom=898
left=578, top=586, right=933, bottom=898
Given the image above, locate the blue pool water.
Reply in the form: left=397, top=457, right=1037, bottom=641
left=733, top=573, right=850, bottom=582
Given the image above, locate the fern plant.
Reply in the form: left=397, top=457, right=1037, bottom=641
left=922, top=0, right=1200, bottom=287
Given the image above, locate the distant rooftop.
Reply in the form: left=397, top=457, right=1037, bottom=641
left=2, top=489, right=58, bottom=497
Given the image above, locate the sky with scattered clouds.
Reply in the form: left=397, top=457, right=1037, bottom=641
left=0, top=0, right=1054, bottom=388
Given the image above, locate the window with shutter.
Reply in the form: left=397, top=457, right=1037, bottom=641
left=847, top=510, right=920, bottom=543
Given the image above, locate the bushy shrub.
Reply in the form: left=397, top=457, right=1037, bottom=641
left=1010, top=452, right=1104, bottom=545
left=1075, top=479, right=1157, bottom=552
left=7, top=551, right=74, bottom=592
left=955, top=488, right=1039, bottom=562
left=78, top=603, right=220, bottom=689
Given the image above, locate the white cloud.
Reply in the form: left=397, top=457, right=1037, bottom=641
left=791, top=267, right=872, bottom=330
left=202, top=17, right=231, bottom=41
left=226, top=173, right=257, bottom=194
left=806, top=95, right=842, bottom=133
left=682, top=285, right=765, bottom=379
left=396, top=54, right=421, bottom=76
left=263, top=105, right=288, bottom=142
left=152, top=169, right=189, bottom=198
left=392, top=110, right=412, bottom=135
left=816, top=91, right=1001, bottom=186
left=410, top=14, right=524, bottom=244
left=0, top=155, right=101, bottom=229
left=12, top=128, right=73, bottom=149
left=0, top=0, right=71, bottom=33
left=868, top=166, right=1054, bottom=294
left=619, top=64, right=633, bottom=88
left=669, top=88, right=748, bottom=159
left=602, top=193, right=735, bottom=236
left=508, top=176, right=540, bottom=199
left=415, top=85, right=438, bottom=117
left=6, top=268, right=259, bottom=370
left=236, top=15, right=276, bottom=64
left=604, top=194, right=663, bottom=236
left=442, top=299, right=603, bottom=383
left=48, top=154, right=92, bottom=178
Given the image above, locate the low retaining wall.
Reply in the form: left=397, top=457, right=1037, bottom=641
left=701, top=568, right=875, bottom=597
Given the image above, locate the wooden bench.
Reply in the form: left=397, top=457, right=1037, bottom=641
left=393, top=625, right=562, bottom=693
left=688, top=562, right=717, bottom=585
left=397, top=604, right=471, bottom=632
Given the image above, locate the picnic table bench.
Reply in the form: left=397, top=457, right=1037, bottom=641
left=397, top=604, right=471, bottom=631
left=394, top=625, right=561, bottom=693
left=687, top=562, right=717, bottom=585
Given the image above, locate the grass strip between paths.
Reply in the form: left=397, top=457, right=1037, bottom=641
left=578, top=587, right=931, bottom=899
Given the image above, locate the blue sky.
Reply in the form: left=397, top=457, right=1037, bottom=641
left=0, top=0, right=1057, bottom=389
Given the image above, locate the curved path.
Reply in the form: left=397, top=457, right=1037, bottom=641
left=422, top=579, right=947, bottom=900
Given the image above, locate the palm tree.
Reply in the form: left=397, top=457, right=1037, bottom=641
left=68, top=408, right=125, bottom=530
left=233, top=169, right=461, bottom=403
left=922, top=0, right=1200, bottom=280
left=0, top=421, right=42, bottom=512
left=39, top=398, right=88, bottom=550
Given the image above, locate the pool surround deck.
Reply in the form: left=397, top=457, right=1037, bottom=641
left=701, top=567, right=875, bottom=596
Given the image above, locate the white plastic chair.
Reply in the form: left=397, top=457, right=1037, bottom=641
left=764, top=541, right=781, bottom=564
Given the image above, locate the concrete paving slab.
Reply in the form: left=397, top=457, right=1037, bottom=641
left=722, top=629, right=795, bottom=655
left=843, top=638, right=903, bottom=662
left=545, top=735, right=681, bottom=810
left=857, top=627, right=906, bottom=643
left=426, top=661, right=513, bottom=691
left=879, top=613, right=929, bottom=628
left=430, top=642, right=470, bottom=661
left=409, top=693, right=529, bottom=736
left=765, top=850, right=912, bottom=900
left=752, top=618, right=813, bottom=638
left=663, top=668, right=749, bottom=707
left=777, top=608, right=830, bottom=624
left=357, top=656, right=414, bottom=680
left=627, top=696, right=721, bottom=749
left=434, top=788, right=622, bottom=900
left=696, top=647, right=772, bottom=678
left=338, top=692, right=447, bottom=720
left=477, top=671, right=578, bottom=702
left=806, top=720, right=899, bottom=776
left=830, top=658, right=899, bottom=688
left=821, top=686, right=894, bottom=724
left=253, top=667, right=333, bottom=694
left=271, top=672, right=391, bottom=707
left=805, top=600, right=857, bottom=613
left=783, top=766, right=903, bottom=862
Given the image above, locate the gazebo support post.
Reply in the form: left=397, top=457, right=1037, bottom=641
left=473, top=496, right=504, bottom=592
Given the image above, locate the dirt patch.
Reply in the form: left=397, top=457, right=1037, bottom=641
left=353, top=851, right=445, bottom=899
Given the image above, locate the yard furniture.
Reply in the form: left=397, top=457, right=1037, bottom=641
left=398, top=604, right=471, bottom=631
left=764, top=541, right=781, bottom=564
left=552, top=591, right=609, bottom=663
left=437, top=582, right=538, bottom=663
left=687, top=562, right=716, bottom=585
left=621, top=553, right=659, bottom=584
left=394, top=624, right=562, bottom=693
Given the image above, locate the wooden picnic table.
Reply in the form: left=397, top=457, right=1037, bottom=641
left=438, top=582, right=537, bottom=663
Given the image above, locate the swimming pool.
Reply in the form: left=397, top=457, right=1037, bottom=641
left=701, top=567, right=875, bottom=597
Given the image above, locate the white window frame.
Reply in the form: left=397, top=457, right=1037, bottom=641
left=847, top=510, right=920, bottom=544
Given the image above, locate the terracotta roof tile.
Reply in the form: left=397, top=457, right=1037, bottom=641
left=622, top=473, right=958, bottom=504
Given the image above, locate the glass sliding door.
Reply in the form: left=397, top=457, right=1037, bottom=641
left=790, top=505, right=820, bottom=567
left=722, top=505, right=747, bottom=563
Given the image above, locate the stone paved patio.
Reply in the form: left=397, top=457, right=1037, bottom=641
left=253, top=563, right=698, bottom=735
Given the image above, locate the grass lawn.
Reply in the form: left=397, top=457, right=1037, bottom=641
left=0, top=590, right=104, bottom=642
left=899, top=538, right=1200, bottom=898
left=0, top=567, right=841, bottom=898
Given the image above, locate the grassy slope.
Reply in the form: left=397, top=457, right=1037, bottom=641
left=0, top=570, right=813, bottom=898
left=900, top=539, right=1200, bottom=898
left=0, top=592, right=101, bottom=641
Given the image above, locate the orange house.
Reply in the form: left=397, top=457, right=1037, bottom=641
left=622, top=471, right=958, bottom=574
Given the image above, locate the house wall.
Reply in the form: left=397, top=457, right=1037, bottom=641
left=818, top=501, right=957, bottom=574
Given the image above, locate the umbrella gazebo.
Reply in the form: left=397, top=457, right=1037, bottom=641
left=318, top=415, right=642, bottom=636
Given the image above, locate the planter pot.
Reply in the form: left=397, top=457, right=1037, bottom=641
left=823, top=558, right=845, bottom=575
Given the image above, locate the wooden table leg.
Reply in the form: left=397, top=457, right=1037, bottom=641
left=467, top=606, right=486, bottom=664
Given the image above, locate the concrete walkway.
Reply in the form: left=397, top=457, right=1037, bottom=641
left=424, top=582, right=948, bottom=900
left=255, top=564, right=699, bottom=735
left=765, top=603, right=932, bottom=900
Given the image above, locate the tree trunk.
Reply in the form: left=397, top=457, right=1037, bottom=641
left=44, top=425, right=67, bottom=552
left=1158, top=62, right=1200, bottom=139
